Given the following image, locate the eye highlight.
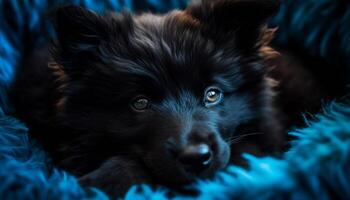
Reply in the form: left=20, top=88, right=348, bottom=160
left=131, top=96, right=150, bottom=111
left=204, top=87, right=223, bottom=107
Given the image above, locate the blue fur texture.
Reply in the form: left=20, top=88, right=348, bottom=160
left=0, top=0, right=349, bottom=199
left=271, top=0, right=350, bottom=86
left=272, top=0, right=350, bottom=64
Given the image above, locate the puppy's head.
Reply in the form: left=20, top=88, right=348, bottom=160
left=52, top=0, right=280, bottom=184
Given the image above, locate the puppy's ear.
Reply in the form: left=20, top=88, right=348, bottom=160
left=54, top=6, right=108, bottom=52
left=186, top=0, right=280, bottom=50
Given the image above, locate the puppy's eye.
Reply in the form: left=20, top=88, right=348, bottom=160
left=204, top=87, right=223, bottom=107
left=131, top=97, right=150, bottom=111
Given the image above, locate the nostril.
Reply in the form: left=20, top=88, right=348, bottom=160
left=178, top=144, right=213, bottom=171
left=196, top=144, right=212, bottom=165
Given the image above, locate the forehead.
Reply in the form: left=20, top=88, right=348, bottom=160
left=134, top=11, right=211, bottom=54
left=133, top=11, right=216, bottom=72
left=99, top=11, right=242, bottom=93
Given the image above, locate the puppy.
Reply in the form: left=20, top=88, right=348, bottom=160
left=10, top=0, right=286, bottom=197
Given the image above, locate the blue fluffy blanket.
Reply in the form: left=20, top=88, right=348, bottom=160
left=0, top=0, right=349, bottom=199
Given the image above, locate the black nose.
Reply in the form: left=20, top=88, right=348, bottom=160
left=178, top=144, right=213, bottom=172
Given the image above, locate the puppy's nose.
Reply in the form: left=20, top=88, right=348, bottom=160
left=178, top=143, right=213, bottom=172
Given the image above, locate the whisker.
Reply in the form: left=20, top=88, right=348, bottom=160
left=225, top=132, right=264, bottom=145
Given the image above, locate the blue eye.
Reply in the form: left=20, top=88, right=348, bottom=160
left=131, top=97, right=150, bottom=111
left=204, top=87, right=223, bottom=107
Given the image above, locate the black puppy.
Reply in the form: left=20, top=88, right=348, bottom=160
left=10, top=0, right=286, bottom=197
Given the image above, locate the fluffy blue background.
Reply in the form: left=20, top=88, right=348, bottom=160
left=0, top=0, right=349, bottom=199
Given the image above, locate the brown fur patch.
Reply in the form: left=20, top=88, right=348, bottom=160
left=48, top=62, right=69, bottom=112
left=166, top=10, right=202, bottom=29
left=258, top=27, right=281, bottom=91
left=258, top=27, right=280, bottom=60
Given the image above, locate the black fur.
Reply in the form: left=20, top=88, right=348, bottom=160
left=10, top=0, right=287, bottom=196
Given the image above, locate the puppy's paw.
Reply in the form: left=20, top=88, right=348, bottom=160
left=79, top=156, right=151, bottom=197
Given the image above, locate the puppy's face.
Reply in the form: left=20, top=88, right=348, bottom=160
left=53, top=0, right=280, bottom=184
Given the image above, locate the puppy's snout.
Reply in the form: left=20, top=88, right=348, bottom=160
left=178, top=143, right=213, bottom=172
